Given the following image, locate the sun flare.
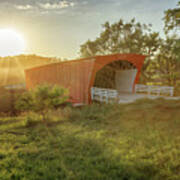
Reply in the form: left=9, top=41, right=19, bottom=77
left=0, top=29, right=26, bottom=57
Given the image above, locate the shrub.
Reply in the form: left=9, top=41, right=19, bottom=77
left=0, top=87, right=25, bottom=115
left=16, top=84, right=69, bottom=122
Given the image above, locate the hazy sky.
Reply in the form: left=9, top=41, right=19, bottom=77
left=0, top=0, right=179, bottom=59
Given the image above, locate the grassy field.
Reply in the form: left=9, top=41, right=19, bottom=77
left=0, top=98, right=180, bottom=180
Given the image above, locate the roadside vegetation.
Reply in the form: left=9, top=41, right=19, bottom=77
left=0, top=98, right=180, bottom=180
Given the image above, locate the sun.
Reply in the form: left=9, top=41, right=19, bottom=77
left=0, top=29, right=26, bottom=57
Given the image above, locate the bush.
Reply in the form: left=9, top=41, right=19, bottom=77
left=0, top=87, right=25, bottom=115
left=16, top=84, right=69, bottom=122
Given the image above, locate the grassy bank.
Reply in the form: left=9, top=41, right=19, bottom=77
left=0, top=98, right=180, bottom=180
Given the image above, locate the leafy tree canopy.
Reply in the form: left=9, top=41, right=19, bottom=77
left=147, top=37, right=180, bottom=86
left=164, top=1, right=180, bottom=33
left=164, top=2, right=180, bottom=60
left=80, top=18, right=161, bottom=58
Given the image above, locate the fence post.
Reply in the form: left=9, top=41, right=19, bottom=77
left=91, top=88, right=94, bottom=100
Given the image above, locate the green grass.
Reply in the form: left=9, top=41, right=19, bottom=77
left=0, top=98, right=180, bottom=180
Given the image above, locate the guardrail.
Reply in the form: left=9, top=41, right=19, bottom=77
left=4, top=83, right=26, bottom=90
left=91, top=86, right=177, bottom=104
left=135, top=84, right=174, bottom=97
left=91, top=87, right=118, bottom=103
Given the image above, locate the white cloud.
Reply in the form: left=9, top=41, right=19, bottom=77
left=39, top=1, right=75, bottom=10
left=12, top=1, right=75, bottom=12
left=15, top=4, right=33, bottom=10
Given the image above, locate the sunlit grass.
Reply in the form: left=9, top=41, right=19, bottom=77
left=0, top=98, right=180, bottom=179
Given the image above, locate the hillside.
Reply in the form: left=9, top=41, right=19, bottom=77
left=0, top=55, right=60, bottom=87
left=0, top=98, right=179, bottom=180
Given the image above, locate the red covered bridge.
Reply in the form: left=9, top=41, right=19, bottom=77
left=25, top=54, right=146, bottom=104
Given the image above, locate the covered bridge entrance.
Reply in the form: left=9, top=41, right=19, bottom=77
left=25, top=54, right=146, bottom=104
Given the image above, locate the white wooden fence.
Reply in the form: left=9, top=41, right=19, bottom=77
left=91, top=85, right=175, bottom=104
left=91, top=87, right=119, bottom=103
left=135, top=84, right=174, bottom=97
left=4, top=83, right=26, bottom=90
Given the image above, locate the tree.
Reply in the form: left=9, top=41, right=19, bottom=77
left=148, top=37, right=180, bottom=87
left=80, top=19, right=160, bottom=57
left=164, top=1, right=180, bottom=33
left=164, top=1, right=180, bottom=60
left=146, top=3, right=180, bottom=93
left=80, top=19, right=162, bottom=82
left=16, top=84, right=69, bottom=122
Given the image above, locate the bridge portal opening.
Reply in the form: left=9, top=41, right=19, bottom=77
left=94, top=60, right=137, bottom=93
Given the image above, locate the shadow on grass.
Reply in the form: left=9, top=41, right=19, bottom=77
left=1, top=109, right=179, bottom=179
left=1, top=100, right=179, bottom=179
left=1, top=128, right=159, bottom=180
left=0, top=118, right=21, bottom=126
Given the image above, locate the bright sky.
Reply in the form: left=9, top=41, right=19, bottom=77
left=0, top=0, right=178, bottom=59
left=0, top=29, right=26, bottom=57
